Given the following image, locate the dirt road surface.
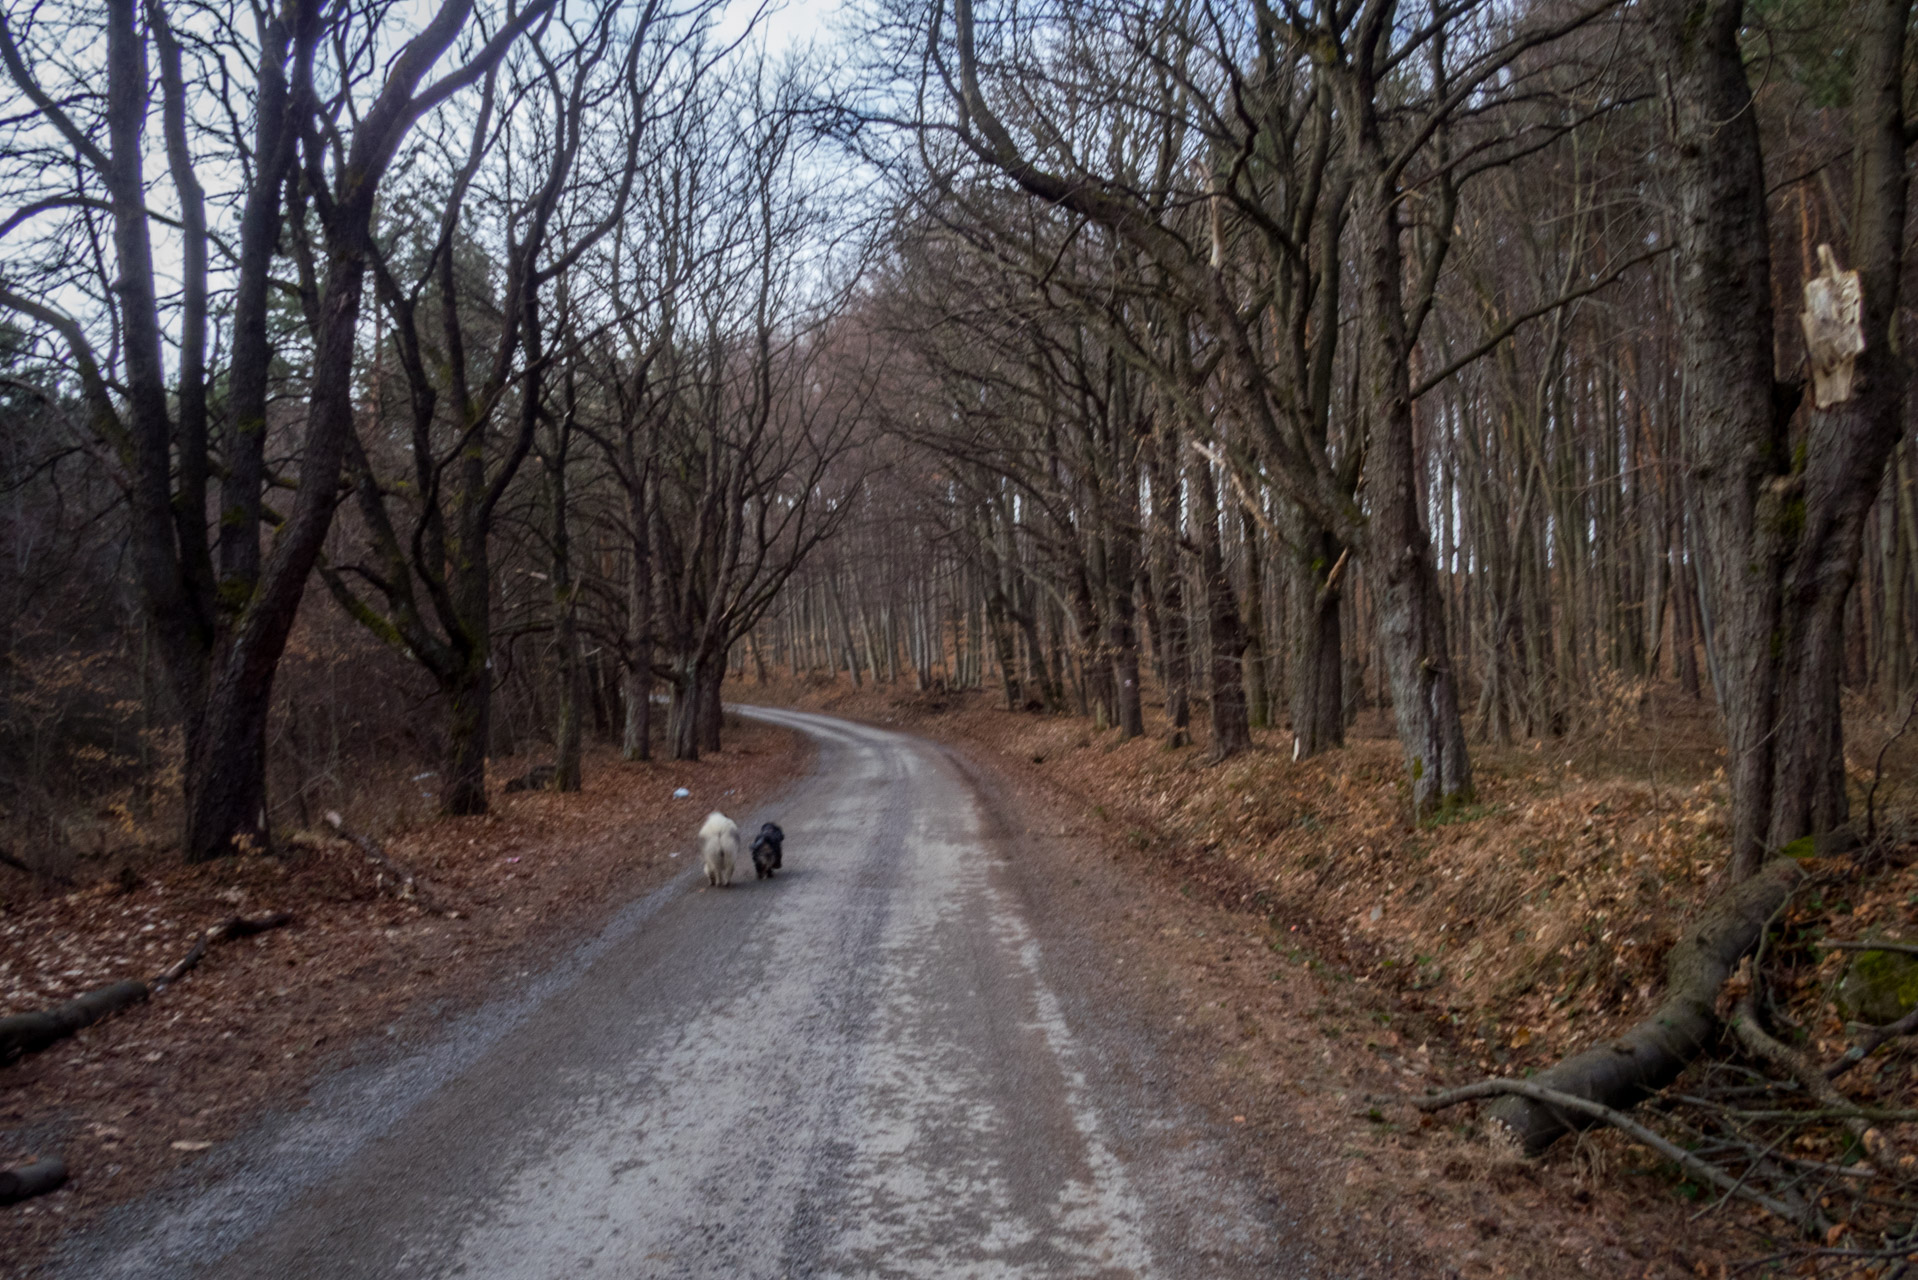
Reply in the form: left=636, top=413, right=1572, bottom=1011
left=45, top=709, right=1335, bottom=1279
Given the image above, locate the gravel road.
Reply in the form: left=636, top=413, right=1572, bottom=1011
left=49, top=708, right=1320, bottom=1279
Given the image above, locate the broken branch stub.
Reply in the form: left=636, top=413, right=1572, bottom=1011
left=1801, top=243, right=1864, bottom=408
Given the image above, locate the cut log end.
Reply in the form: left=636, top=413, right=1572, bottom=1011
left=0, top=1157, right=67, bottom=1207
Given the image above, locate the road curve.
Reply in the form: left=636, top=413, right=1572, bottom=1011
left=50, top=708, right=1311, bottom=1279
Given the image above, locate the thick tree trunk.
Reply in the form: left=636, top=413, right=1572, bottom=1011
left=1652, top=0, right=1786, bottom=877
left=1371, top=532, right=1473, bottom=813
left=1239, top=507, right=1269, bottom=730
left=1345, top=84, right=1473, bottom=815
left=184, top=697, right=268, bottom=858
left=698, top=661, right=723, bottom=754
left=0, top=1158, right=67, bottom=1207
left=1651, top=0, right=1909, bottom=876
left=1189, top=446, right=1250, bottom=759
left=668, top=658, right=699, bottom=761
left=440, top=665, right=489, bottom=816
left=623, top=661, right=653, bottom=762
left=1766, top=0, right=1909, bottom=850
left=1289, top=516, right=1345, bottom=757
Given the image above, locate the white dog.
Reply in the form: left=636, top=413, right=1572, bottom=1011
left=697, top=811, right=739, bottom=887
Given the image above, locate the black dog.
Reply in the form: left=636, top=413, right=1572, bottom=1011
left=750, top=822, right=784, bottom=879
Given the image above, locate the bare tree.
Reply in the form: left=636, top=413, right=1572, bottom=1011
left=321, top=1, right=672, bottom=810
left=0, top=0, right=552, bottom=857
left=1646, top=0, right=1912, bottom=878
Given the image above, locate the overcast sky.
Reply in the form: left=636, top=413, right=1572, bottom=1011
left=717, top=0, right=848, bottom=55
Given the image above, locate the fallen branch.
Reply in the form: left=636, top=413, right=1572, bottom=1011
left=151, top=912, right=293, bottom=990
left=0, top=912, right=292, bottom=1066
left=1828, top=1003, right=1918, bottom=1081
left=323, top=812, right=449, bottom=914
left=1680, top=1104, right=1918, bottom=1123
left=1821, top=939, right=1918, bottom=957
left=0, top=1157, right=66, bottom=1206
left=1482, top=857, right=1803, bottom=1155
left=1416, top=1077, right=1827, bottom=1234
left=1729, top=985, right=1918, bottom=1184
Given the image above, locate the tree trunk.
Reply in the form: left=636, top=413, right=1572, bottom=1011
left=1239, top=506, right=1269, bottom=730
left=1486, top=858, right=1803, bottom=1153
left=698, top=660, right=724, bottom=754
left=1289, top=513, right=1345, bottom=757
left=1345, top=80, right=1473, bottom=815
left=986, top=592, right=1020, bottom=710
left=1764, top=0, right=1909, bottom=851
left=668, top=657, right=699, bottom=761
left=623, top=493, right=654, bottom=761
left=1189, top=444, right=1250, bottom=759
left=547, top=357, right=582, bottom=794
left=1650, top=0, right=1909, bottom=875
left=184, top=698, right=268, bottom=858
left=551, top=596, right=582, bottom=791
left=1073, top=558, right=1113, bottom=728
left=1151, top=421, right=1192, bottom=746
left=1108, top=548, right=1144, bottom=739
left=1653, top=0, right=1785, bottom=877
left=440, top=664, right=489, bottom=815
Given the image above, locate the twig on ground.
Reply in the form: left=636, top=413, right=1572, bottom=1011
left=151, top=912, right=294, bottom=990
left=1821, top=939, right=1918, bottom=957
left=1827, top=1000, right=1918, bottom=1081
left=1416, top=1077, right=1829, bottom=1233
left=323, top=812, right=452, bottom=915
left=1729, top=987, right=1918, bottom=1185
left=1691, top=1130, right=1787, bottom=1221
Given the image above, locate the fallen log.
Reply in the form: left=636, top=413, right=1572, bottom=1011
left=0, top=911, right=292, bottom=1067
left=0, top=1157, right=67, bottom=1207
left=323, top=812, right=449, bottom=914
left=0, top=980, right=150, bottom=1066
left=1482, top=856, right=1804, bottom=1155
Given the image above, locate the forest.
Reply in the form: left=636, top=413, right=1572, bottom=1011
left=1, top=0, right=1917, bottom=1269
